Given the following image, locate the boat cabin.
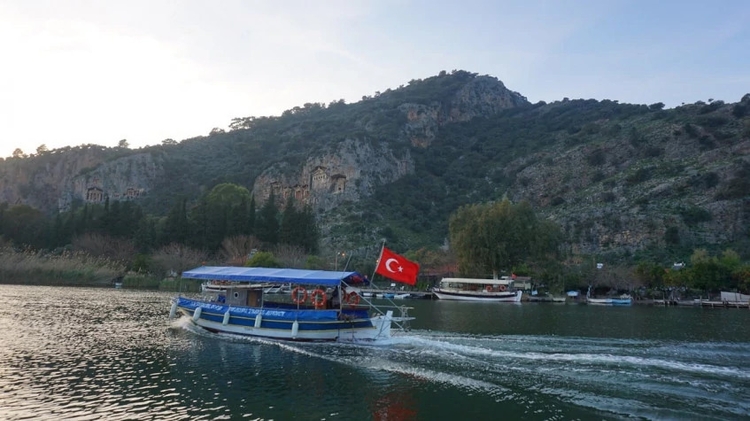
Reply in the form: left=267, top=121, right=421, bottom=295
left=438, top=277, right=514, bottom=291
left=206, top=282, right=354, bottom=311
left=222, top=284, right=264, bottom=307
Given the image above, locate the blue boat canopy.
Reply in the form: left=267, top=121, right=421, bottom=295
left=181, top=266, right=369, bottom=287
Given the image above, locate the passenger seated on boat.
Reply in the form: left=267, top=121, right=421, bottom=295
left=329, top=288, right=341, bottom=309
left=217, top=294, right=226, bottom=303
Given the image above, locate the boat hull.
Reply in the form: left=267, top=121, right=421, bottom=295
left=586, top=298, right=632, bottom=306
left=172, top=297, right=393, bottom=342
left=433, top=289, right=522, bottom=302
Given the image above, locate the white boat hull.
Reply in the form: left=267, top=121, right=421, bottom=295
left=433, top=289, right=522, bottom=302
left=172, top=298, right=396, bottom=342
left=179, top=310, right=393, bottom=341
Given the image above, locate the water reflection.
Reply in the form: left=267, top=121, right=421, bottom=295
left=371, top=390, right=417, bottom=421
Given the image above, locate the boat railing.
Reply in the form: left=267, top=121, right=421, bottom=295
left=343, top=281, right=414, bottom=331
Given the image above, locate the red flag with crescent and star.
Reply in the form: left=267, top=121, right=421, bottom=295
left=375, top=247, right=420, bottom=285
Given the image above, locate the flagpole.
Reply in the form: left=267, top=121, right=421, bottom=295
left=370, top=239, right=386, bottom=285
left=368, top=240, right=413, bottom=334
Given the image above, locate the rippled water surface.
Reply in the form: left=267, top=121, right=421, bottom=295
left=1, top=285, right=749, bottom=420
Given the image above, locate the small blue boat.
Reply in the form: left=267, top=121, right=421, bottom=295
left=586, top=295, right=633, bottom=306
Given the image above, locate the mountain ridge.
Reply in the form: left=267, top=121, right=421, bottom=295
left=1, top=70, right=749, bottom=263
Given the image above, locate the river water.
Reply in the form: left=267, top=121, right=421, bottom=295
left=0, top=285, right=748, bottom=420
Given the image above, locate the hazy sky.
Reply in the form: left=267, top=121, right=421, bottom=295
left=1, top=0, right=749, bottom=158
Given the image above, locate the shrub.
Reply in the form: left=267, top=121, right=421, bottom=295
left=684, top=123, right=698, bottom=138
left=643, top=146, right=664, bottom=158
left=245, top=251, right=280, bottom=267
left=586, top=149, right=606, bottom=166
left=715, top=178, right=750, bottom=200
left=679, top=206, right=712, bottom=226
left=664, top=226, right=680, bottom=245
left=649, top=102, right=665, bottom=111
left=626, top=167, right=652, bottom=185
left=550, top=196, right=565, bottom=206
left=699, top=172, right=720, bottom=189
left=732, top=104, right=747, bottom=118
left=600, top=192, right=616, bottom=203
left=123, top=273, right=161, bottom=289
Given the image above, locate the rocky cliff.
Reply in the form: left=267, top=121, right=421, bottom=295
left=252, top=72, right=528, bottom=211
left=0, top=146, right=163, bottom=213
left=503, top=103, right=750, bottom=254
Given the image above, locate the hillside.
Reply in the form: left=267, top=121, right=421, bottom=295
left=1, top=70, right=749, bottom=263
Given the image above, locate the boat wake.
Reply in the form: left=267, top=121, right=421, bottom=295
left=172, top=318, right=750, bottom=419
left=291, top=330, right=750, bottom=420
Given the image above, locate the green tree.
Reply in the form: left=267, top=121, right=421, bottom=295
left=48, top=212, right=66, bottom=248
left=189, top=199, right=226, bottom=251
left=206, top=183, right=251, bottom=208
left=296, top=204, right=319, bottom=254
left=634, top=261, right=666, bottom=289
left=230, top=196, right=250, bottom=236
left=245, top=251, right=280, bottom=267
left=733, top=264, right=750, bottom=292
left=686, top=249, right=731, bottom=292
left=163, top=198, right=189, bottom=245
left=448, top=198, right=561, bottom=278
left=279, top=195, right=299, bottom=246
left=256, top=193, right=279, bottom=245
left=649, top=102, right=665, bottom=111
left=248, top=195, right=256, bottom=234
left=0, top=204, right=48, bottom=248
left=203, top=183, right=252, bottom=249
left=134, top=216, right=158, bottom=252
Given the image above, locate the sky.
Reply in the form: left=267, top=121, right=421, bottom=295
left=1, top=0, right=749, bottom=159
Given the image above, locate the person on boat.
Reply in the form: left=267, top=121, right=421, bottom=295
left=329, top=287, right=341, bottom=309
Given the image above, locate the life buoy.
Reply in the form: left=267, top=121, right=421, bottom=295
left=485, top=285, right=493, bottom=293
left=310, top=289, right=327, bottom=309
left=291, top=286, right=307, bottom=305
left=498, top=284, right=507, bottom=292
left=346, top=291, right=360, bottom=307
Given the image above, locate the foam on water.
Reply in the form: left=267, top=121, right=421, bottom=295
left=279, top=329, right=750, bottom=419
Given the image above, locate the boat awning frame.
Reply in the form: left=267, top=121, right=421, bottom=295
left=181, top=266, right=365, bottom=287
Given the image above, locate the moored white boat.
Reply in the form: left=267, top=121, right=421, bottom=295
left=432, top=277, right=523, bottom=302
left=171, top=266, right=413, bottom=342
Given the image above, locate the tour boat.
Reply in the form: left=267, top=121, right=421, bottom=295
left=432, top=277, right=523, bottom=302
left=170, top=266, right=413, bottom=342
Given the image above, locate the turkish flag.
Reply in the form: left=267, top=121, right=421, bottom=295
left=375, top=247, right=420, bottom=285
